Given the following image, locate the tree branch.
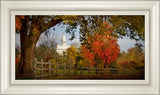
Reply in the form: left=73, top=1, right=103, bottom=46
left=40, top=18, right=63, bottom=33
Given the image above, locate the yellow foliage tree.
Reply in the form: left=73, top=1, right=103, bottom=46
left=66, top=47, right=77, bottom=65
left=117, top=46, right=144, bottom=71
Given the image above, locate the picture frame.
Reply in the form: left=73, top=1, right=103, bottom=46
left=0, top=0, right=159, bottom=94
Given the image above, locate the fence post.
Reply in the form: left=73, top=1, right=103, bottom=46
left=49, top=60, right=51, bottom=78
left=45, top=61, right=46, bottom=71
left=74, top=65, right=76, bottom=76
left=104, top=68, right=106, bottom=75
left=34, top=58, right=37, bottom=79
left=41, top=59, right=43, bottom=79
left=56, top=64, right=59, bottom=76
left=69, top=64, right=71, bottom=76
left=88, top=66, right=91, bottom=76
left=80, top=66, right=82, bottom=75
left=63, top=63, right=66, bottom=75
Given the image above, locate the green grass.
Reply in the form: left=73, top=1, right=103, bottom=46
left=36, top=71, right=41, bottom=74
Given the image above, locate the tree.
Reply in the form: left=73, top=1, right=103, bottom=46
left=16, top=16, right=63, bottom=74
left=16, top=15, right=144, bottom=76
left=81, top=22, right=120, bottom=67
left=81, top=45, right=95, bottom=66
left=116, top=52, right=130, bottom=71
left=108, top=16, right=145, bottom=41
left=79, top=16, right=145, bottom=45
left=35, top=31, right=58, bottom=61
left=16, top=15, right=82, bottom=75
left=127, top=46, right=144, bottom=69
left=117, top=46, right=144, bottom=70
left=66, top=46, right=77, bottom=65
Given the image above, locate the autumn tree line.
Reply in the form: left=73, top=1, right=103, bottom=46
left=15, top=15, right=145, bottom=77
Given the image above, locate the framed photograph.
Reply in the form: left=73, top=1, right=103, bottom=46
left=0, top=0, right=159, bottom=95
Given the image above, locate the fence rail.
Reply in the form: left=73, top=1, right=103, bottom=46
left=34, top=58, right=142, bottom=79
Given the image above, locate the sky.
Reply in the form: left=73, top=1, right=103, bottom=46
left=15, top=24, right=140, bottom=52
left=49, top=24, right=137, bottom=52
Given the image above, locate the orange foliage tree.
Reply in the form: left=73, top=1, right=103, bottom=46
left=81, top=22, right=120, bottom=67
left=16, top=16, right=25, bottom=31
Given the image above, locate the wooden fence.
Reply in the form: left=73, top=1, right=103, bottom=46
left=34, top=58, right=141, bottom=79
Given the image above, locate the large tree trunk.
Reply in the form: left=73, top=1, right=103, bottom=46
left=19, top=38, right=34, bottom=72
left=20, top=41, right=35, bottom=74
left=19, top=27, right=41, bottom=76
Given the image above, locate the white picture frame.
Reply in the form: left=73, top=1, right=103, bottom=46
left=0, top=0, right=159, bottom=95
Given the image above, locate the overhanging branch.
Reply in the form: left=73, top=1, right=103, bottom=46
left=40, top=18, right=63, bottom=33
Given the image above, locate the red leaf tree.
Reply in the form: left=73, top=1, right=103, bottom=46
left=81, top=22, right=120, bottom=67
